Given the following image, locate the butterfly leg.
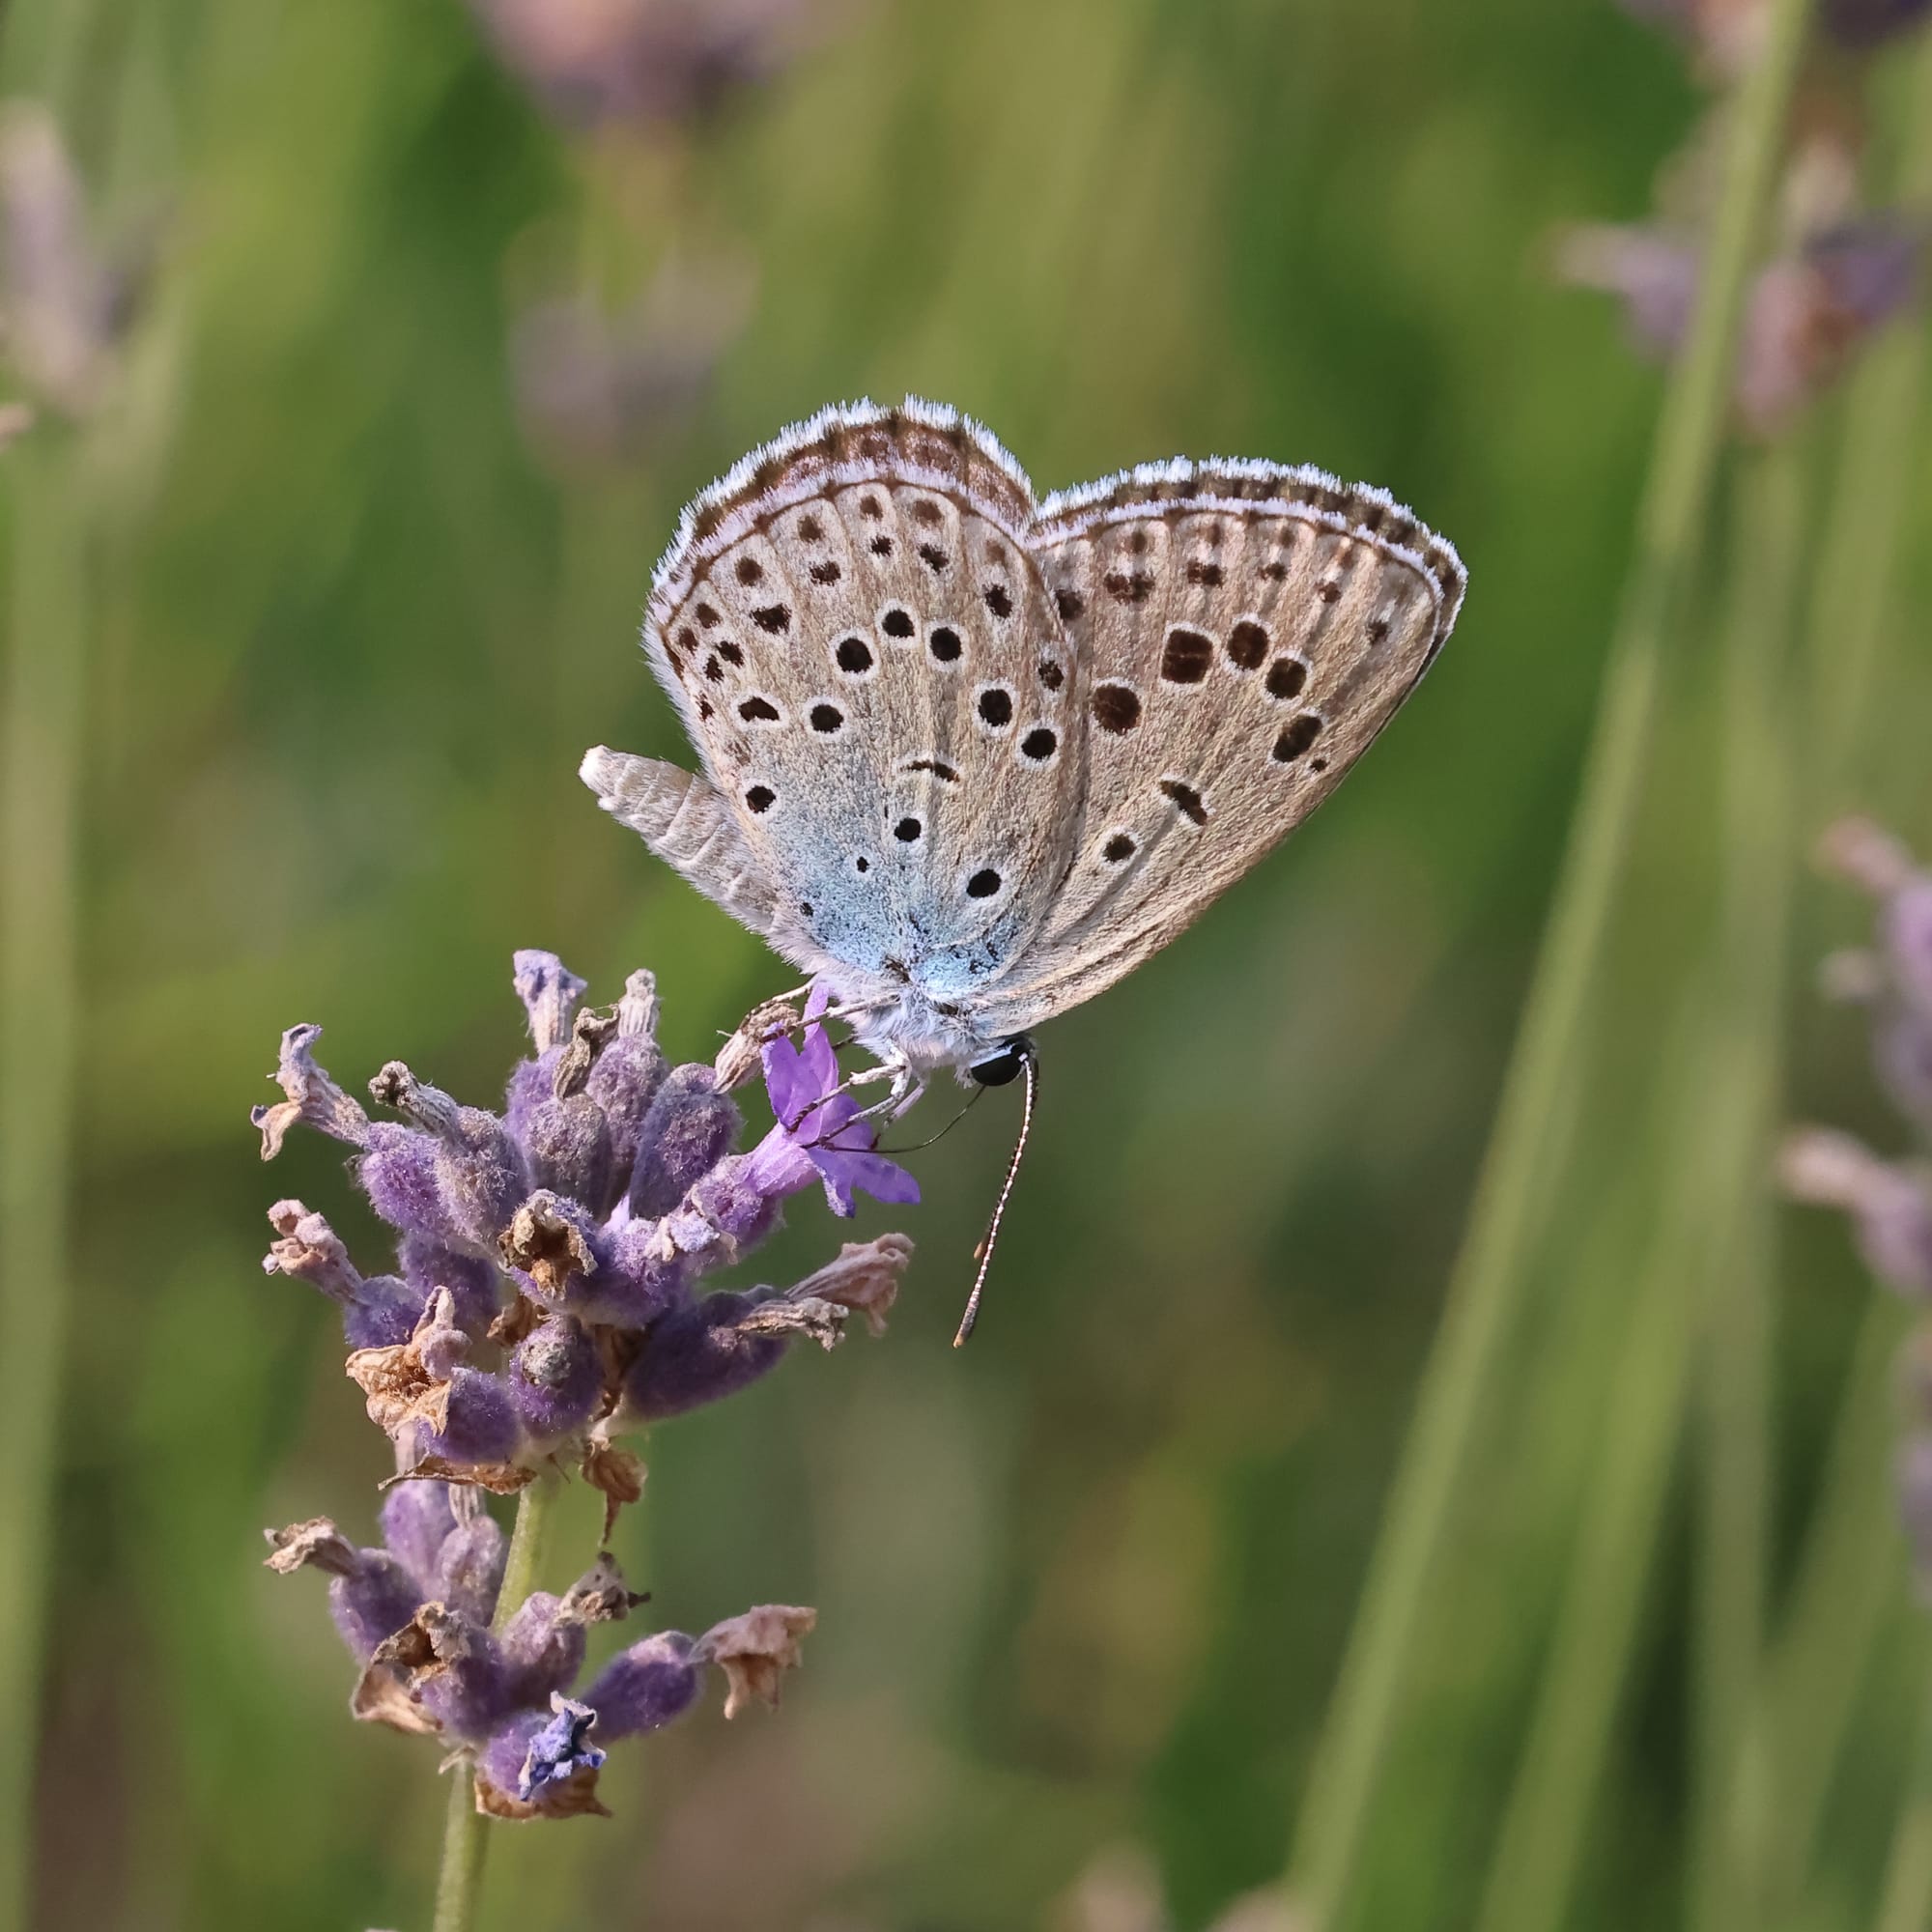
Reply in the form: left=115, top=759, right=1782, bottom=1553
left=840, top=1054, right=927, bottom=1122
left=784, top=1055, right=924, bottom=1135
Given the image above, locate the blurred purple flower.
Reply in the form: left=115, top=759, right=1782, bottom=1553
left=1780, top=1127, right=1932, bottom=1293
left=1787, top=816, right=1932, bottom=1602
left=1620, top=0, right=1932, bottom=72
left=1816, top=816, right=1932, bottom=1136
left=510, top=261, right=754, bottom=474
left=463, top=0, right=836, bottom=133
left=0, top=100, right=138, bottom=421
left=1557, top=215, right=1926, bottom=434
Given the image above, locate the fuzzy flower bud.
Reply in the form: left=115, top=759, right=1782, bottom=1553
left=356, top=1123, right=462, bottom=1246
left=378, top=1482, right=459, bottom=1595
left=507, top=1316, right=602, bottom=1445
left=396, top=1233, right=501, bottom=1338
left=628, top=1065, right=742, bottom=1215
left=264, top=1520, right=422, bottom=1662
left=619, top=1291, right=788, bottom=1421
left=513, top=949, right=587, bottom=1057
left=435, top=1508, right=509, bottom=1626
left=584, top=970, right=668, bottom=1173
left=583, top=1632, right=702, bottom=1741
left=377, top=1482, right=507, bottom=1626
left=360, top=1602, right=515, bottom=1741
left=370, top=1064, right=529, bottom=1253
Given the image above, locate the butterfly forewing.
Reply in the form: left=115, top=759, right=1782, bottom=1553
left=971, top=463, right=1463, bottom=1032
left=643, top=401, right=1086, bottom=1000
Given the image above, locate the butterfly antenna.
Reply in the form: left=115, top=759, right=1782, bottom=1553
left=953, top=1043, right=1037, bottom=1348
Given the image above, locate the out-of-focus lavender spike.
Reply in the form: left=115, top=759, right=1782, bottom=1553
left=1882, top=878, right=1932, bottom=1020
left=462, top=0, right=833, bottom=135
left=0, top=102, right=130, bottom=419
left=1557, top=218, right=1928, bottom=436
left=1617, top=0, right=1932, bottom=68
left=1874, top=1007, right=1932, bottom=1141
left=1782, top=1128, right=1932, bottom=1293
left=1898, top=1435, right=1932, bottom=1600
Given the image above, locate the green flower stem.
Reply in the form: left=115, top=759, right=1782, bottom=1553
left=1691, top=440, right=1805, bottom=1932
left=431, top=1474, right=563, bottom=1932
left=0, top=431, right=88, bottom=1932
left=1284, top=0, right=1816, bottom=1920
left=1473, top=1037, right=1713, bottom=1932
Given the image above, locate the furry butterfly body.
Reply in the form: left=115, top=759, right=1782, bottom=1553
left=583, top=397, right=1464, bottom=1105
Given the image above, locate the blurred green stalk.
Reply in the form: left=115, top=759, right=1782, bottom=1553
left=1285, top=0, right=1816, bottom=1921
left=1874, top=1684, right=1932, bottom=1932
left=1753, top=1301, right=1914, bottom=1917
left=1473, top=1019, right=1713, bottom=1932
left=1691, top=440, right=1805, bottom=1932
left=1478, top=436, right=1806, bottom=1932
left=432, top=1476, right=562, bottom=1932
left=0, top=431, right=87, bottom=1932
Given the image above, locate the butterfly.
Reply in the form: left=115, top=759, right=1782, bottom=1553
left=582, top=397, right=1463, bottom=1321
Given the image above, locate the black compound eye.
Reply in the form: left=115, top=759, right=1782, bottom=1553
left=969, top=1036, right=1033, bottom=1088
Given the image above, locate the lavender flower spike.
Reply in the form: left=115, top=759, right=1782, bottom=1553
left=749, top=983, right=920, bottom=1216
left=257, top=950, right=913, bottom=1843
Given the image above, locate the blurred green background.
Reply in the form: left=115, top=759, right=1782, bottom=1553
left=5, top=1, right=1932, bottom=1928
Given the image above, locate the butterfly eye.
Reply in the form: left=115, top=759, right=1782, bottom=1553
left=968, top=1037, right=1033, bottom=1088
